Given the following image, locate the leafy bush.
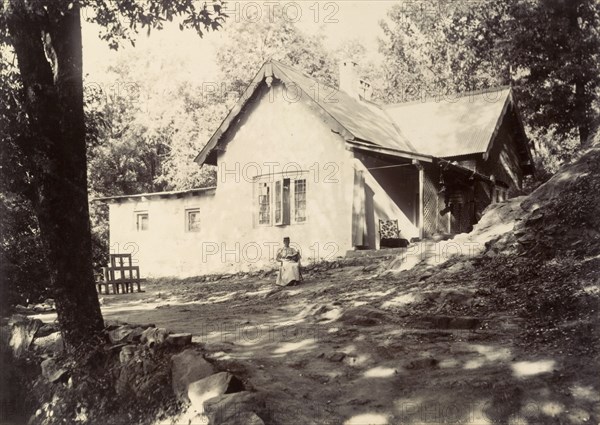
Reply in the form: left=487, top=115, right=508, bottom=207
left=0, top=194, right=51, bottom=313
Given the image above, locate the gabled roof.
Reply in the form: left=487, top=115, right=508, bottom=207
left=272, top=61, right=415, bottom=152
left=195, top=59, right=418, bottom=166
left=382, top=87, right=515, bottom=158
left=195, top=60, right=531, bottom=171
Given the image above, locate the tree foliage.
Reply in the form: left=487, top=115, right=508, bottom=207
left=86, top=50, right=225, bottom=195
left=88, top=11, right=340, bottom=197
left=0, top=0, right=226, bottom=347
left=379, top=1, right=504, bottom=103
left=215, top=11, right=338, bottom=93
left=379, top=0, right=600, bottom=153
left=0, top=48, right=50, bottom=312
left=502, top=0, right=600, bottom=144
left=1, top=1, right=340, bottom=318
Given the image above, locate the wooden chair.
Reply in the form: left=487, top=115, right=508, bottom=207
left=96, top=254, right=146, bottom=295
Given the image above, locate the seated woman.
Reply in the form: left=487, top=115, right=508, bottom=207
left=275, top=237, right=302, bottom=286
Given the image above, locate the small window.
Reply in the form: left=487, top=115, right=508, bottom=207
left=136, top=212, right=149, bottom=231
left=258, top=182, right=271, bottom=225
left=186, top=208, right=201, bottom=232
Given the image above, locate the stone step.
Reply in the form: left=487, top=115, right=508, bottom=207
left=345, top=247, right=408, bottom=259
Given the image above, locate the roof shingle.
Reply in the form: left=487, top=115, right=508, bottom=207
left=272, top=61, right=416, bottom=153
left=383, top=87, right=512, bottom=158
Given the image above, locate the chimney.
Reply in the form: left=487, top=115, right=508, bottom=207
left=339, top=60, right=372, bottom=101
left=339, top=60, right=359, bottom=99
left=359, top=79, right=373, bottom=101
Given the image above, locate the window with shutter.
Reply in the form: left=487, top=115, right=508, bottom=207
left=274, top=180, right=282, bottom=224
left=255, top=173, right=306, bottom=226
left=275, top=178, right=291, bottom=225
left=294, top=178, right=307, bottom=223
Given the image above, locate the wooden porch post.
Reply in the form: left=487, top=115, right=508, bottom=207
left=413, top=160, right=425, bottom=239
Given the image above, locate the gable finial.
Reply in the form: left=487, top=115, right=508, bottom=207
left=264, top=58, right=274, bottom=87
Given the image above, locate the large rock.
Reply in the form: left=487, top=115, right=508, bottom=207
left=141, top=327, right=168, bottom=346
left=171, top=349, right=216, bottom=401
left=108, top=326, right=144, bottom=344
left=32, top=331, right=64, bottom=353
left=9, top=316, right=42, bottom=357
left=116, top=347, right=166, bottom=398
left=116, top=362, right=140, bottom=396
left=203, top=391, right=266, bottom=425
left=188, top=372, right=244, bottom=412
left=166, top=333, right=192, bottom=347
left=36, top=323, right=59, bottom=338
left=33, top=303, right=54, bottom=313
left=107, top=326, right=132, bottom=344
left=7, top=314, right=28, bottom=326
left=119, top=345, right=137, bottom=364
left=15, top=305, right=34, bottom=315
left=41, top=358, right=68, bottom=383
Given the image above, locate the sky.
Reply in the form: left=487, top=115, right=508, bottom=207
left=81, top=1, right=397, bottom=85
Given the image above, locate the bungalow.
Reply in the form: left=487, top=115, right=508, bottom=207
left=98, top=60, right=534, bottom=278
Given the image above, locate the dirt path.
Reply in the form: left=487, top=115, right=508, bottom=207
left=98, top=262, right=599, bottom=425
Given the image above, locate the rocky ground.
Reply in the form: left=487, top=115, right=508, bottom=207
left=2, top=147, right=600, bottom=424
left=90, top=251, right=596, bottom=425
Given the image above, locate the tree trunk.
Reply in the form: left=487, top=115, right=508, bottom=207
left=6, top=3, right=104, bottom=347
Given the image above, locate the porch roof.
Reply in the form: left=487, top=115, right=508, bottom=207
left=382, top=87, right=514, bottom=158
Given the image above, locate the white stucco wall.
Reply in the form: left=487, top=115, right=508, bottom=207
left=107, top=80, right=426, bottom=278
left=108, top=191, right=216, bottom=278
left=209, top=82, right=355, bottom=273
left=109, top=81, right=356, bottom=278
